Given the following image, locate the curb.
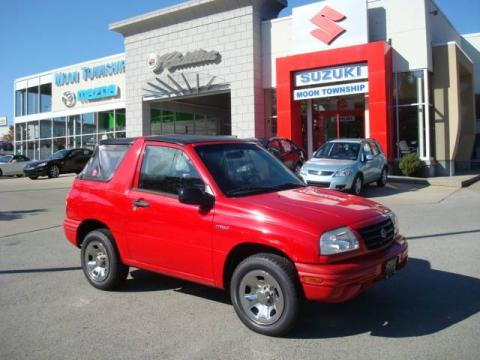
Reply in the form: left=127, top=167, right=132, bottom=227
left=388, top=174, right=480, bottom=188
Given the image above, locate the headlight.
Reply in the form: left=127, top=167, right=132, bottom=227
left=320, top=227, right=359, bottom=255
left=333, top=168, right=353, bottom=177
left=387, top=212, right=399, bottom=235
left=300, top=166, right=307, bottom=175
left=36, top=162, right=48, bottom=167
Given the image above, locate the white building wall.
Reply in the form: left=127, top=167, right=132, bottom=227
left=461, top=33, right=480, bottom=94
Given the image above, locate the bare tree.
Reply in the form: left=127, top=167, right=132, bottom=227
left=2, top=125, right=14, bottom=142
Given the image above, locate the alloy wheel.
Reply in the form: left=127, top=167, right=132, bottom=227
left=84, top=240, right=110, bottom=282
left=238, top=270, right=285, bottom=326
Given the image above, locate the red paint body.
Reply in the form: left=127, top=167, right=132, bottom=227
left=276, top=41, right=394, bottom=162
left=64, top=137, right=407, bottom=302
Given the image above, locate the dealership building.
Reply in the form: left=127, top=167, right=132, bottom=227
left=13, top=0, right=480, bottom=175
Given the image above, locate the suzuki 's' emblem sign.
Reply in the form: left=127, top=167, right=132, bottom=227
left=310, top=6, right=346, bottom=45
left=292, top=0, right=368, bottom=54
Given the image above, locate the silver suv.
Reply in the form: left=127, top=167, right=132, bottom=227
left=299, top=139, right=388, bottom=195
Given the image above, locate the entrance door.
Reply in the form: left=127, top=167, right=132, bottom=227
left=311, top=96, right=365, bottom=152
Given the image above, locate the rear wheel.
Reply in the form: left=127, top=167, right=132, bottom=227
left=377, top=167, right=388, bottom=187
left=81, top=229, right=129, bottom=290
left=230, top=253, right=300, bottom=336
left=350, top=175, right=363, bottom=196
left=48, top=165, right=60, bottom=178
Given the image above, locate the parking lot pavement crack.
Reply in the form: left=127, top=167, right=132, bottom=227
left=0, top=225, right=62, bottom=239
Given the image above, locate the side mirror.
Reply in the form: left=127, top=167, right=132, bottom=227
left=365, top=154, right=374, bottom=161
left=179, top=187, right=214, bottom=208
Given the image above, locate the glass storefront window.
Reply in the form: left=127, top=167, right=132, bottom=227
left=397, top=71, right=424, bottom=105
left=40, top=84, right=52, bottom=113
left=67, top=136, right=82, bottom=149
left=82, top=134, right=97, bottom=150
left=15, top=123, right=26, bottom=141
left=175, top=112, right=194, bottom=134
left=67, top=115, right=81, bottom=137
left=40, top=119, right=52, bottom=139
left=82, top=113, right=96, bottom=135
left=115, top=132, right=126, bottom=138
left=15, top=89, right=26, bottom=116
left=26, top=141, right=37, bottom=160
left=27, top=121, right=39, bottom=140
left=53, top=138, right=66, bottom=152
left=39, top=139, right=52, bottom=159
left=115, top=108, right=126, bottom=131
left=53, top=117, right=66, bottom=137
left=27, top=86, right=39, bottom=115
left=398, top=106, right=422, bottom=156
left=98, top=111, right=115, bottom=133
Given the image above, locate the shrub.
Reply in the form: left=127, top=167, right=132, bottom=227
left=399, top=153, right=423, bottom=177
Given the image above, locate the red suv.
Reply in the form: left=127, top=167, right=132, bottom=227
left=64, top=135, right=408, bottom=336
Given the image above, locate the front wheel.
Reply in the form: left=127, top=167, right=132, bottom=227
left=377, top=168, right=388, bottom=187
left=350, top=175, right=363, bottom=196
left=48, top=165, right=60, bottom=178
left=81, top=229, right=129, bottom=290
left=230, top=253, right=300, bottom=336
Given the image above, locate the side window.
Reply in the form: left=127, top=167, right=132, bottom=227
left=363, top=142, right=373, bottom=157
left=138, top=146, right=203, bottom=196
left=369, top=142, right=380, bottom=156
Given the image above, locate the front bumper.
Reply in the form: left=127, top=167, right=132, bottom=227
left=301, top=173, right=355, bottom=191
left=23, top=167, right=48, bottom=177
left=295, top=238, right=408, bottom=303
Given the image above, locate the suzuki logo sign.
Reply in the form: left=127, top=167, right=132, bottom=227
left=310, top=6, right=346, bottom=45
left=292, top=0, right=368, bottom=54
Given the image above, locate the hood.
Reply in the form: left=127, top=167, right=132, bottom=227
left=304, top=158, right=357, bottom=172
left=234, top=187, right=390, bottom=232
left=27, top=159, right=53, bottom=167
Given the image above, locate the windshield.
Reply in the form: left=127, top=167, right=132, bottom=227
left=49, top=149, right=70, bottom=160
left=195, top=143, right=305, bottom=197
left=0, top=155, right=13, bottom=163
left=314, top=142, right=360, bottom=161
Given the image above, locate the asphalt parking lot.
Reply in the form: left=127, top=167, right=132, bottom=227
left=1, top=175, right=479, bottom=360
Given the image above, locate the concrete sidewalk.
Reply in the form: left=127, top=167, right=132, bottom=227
left=388, top=173, right=480, bottom=188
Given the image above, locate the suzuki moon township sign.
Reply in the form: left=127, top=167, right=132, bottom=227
left=292, top=0, right=368, bottom=54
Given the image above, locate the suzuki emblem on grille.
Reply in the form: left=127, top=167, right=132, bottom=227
left=380, top=227, right=387, bottom=239
left=310, top=6, right=346, bottom=45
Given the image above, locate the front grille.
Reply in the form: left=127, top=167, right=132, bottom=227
left=357, top=217, right=395, bottom=250
left=308, top=170, right=334, bottom=176
left=307, top=181, right=330, bottom=188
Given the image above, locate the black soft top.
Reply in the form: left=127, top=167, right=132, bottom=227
left=100, top=135, right=243, bottom=146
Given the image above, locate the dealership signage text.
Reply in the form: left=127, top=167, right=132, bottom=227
left=295, top=64, right=368, bottom=87
left=293, top=81, right=368, bottom=100
left=54, top=60, right=126, bottom=87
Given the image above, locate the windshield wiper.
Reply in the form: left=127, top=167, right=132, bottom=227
left=227, top=183, right=305, bottom=197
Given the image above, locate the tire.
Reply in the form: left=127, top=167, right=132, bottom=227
left=16, top=174, right=23, bottom=178
left=377, top=167, right=388, bottom=187
left=230, top=253, right=300, bottom=336
left=48, top=165, right=60, bottom=178
left=80, top=229, right=129, bottom=291
left=0, top=169, right=2, bottom=177
left=350, top=174, right=363, bottom=196
left=29, top=176, right=38, bottom=180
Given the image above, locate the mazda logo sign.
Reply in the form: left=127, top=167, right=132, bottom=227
left=62, top=91, right=76, bottom=108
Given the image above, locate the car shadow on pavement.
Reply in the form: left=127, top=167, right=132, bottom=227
left=0, top=209, right=47, bottom=221
left=362, top=183, right=427, bottom=198
left=289, top=257, right=480, bottom=339
left=122, top=269, right=230, bottom=304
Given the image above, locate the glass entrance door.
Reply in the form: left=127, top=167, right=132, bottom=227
left=311, top=95, right=365, bottom=151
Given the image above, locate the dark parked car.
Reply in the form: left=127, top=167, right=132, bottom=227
left=24, top=148, right=93, bottom=179
left=249, top=137, right=306, bottom=174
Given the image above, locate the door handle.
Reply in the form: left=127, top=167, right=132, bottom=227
left=133, top=199, right=150, bottom=208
